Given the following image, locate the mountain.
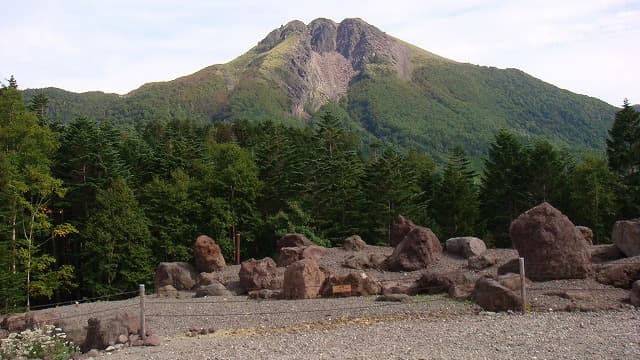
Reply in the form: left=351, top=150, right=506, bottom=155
left=24, top=18, right=616, bottom=161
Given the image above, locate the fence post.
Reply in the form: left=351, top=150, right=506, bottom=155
left=235, top=232, right=241, bottom=265
left=139, top=284, right=146, bottom=341
left=519, top=257, right=526, bottom=314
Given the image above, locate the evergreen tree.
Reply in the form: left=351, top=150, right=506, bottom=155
left=606, top=99, right=640, bottom=217
left=480, top=129, right=529, bottom=247
left=27, top=92, right=49, bottom=126
left=361, top=146, right=421, bottom=244
left=433, top=147, right=479, bottom=240
left=569, top=155, right=620, bottom=243
left=141, top=169, right=199, bottom=263
left=307, top=112, right=364, bottom=244
left=81, top=178, right=153, bottom=295
left=524, top=140, right=573, bottom=209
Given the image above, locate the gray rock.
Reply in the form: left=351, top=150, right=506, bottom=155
left=446, top=237, right=487, bottom=258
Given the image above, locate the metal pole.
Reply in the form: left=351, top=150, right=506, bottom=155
left=519, top=257, right=526, bottom=314
left=235, top=232, right=241, bottom=265
left=139, top=284, right=146, bottom=341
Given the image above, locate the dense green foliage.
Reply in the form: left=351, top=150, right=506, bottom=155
left=2, top=76, right=636, bottom=314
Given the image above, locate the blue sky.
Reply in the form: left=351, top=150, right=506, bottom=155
left=2, top=0, right=639, bottom=106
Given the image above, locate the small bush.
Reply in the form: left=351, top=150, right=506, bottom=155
left=0, top=324, right=79, bottom=360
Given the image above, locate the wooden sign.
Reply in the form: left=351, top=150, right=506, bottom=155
left=332, top=284, right=352, bottom=295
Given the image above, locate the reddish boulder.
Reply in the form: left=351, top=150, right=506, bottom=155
left=319, top=272, right=381, bottom=297
left=612, top=219, right=640, bottom=257
left=194, top=235, right=226, bottom=272
left=278, top=245, right=326, bottom=267
left=278, top=247, right=304, bottom=267
left=154, top=262, right=197, bottom=291
left=195, top=281, right=233, bottom=297
left=386, top=226, right=442, bottom=271
left=239, top=257, right=280, bottom=292
left=631, top=280, right=640, bottom=306
left=468, top=253, right=498, bottom=270
left=302, top=245, right=326, bottom=261
left=415, top=271, right=475, bottom=300
left=509, top=202, right=590, bottom=280
left=81, top=312, right=140, bottom=352
left=276, top=233, right=312, bottom=250
left=282, top=259, right=326, bottom=299
left=445, top=237, right=487, bottom=258
left=390, top=215, right=416, bottom=247
left=497, top=258, right=520, bottom=275
left=590, top=245, right=624, bottom=263
left=576, top=226, right=594, bottom=245
left=1, top=311, right=60, bottom=332
left=197, top=272, right=220, bottom=286
left=473, top=274, right=523, bottom=312
left=593, top=258, right=640, bottom=288
left=343, top=235, right=367, bottom=251
left=380, top=279, right=419, bottom=295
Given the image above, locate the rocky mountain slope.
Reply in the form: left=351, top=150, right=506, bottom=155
left=25, top=18, right=616, bottom=160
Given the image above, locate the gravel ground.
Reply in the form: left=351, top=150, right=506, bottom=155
left=9, top=245, right=638, bottom=359
left=104, top=306, right=640, bottom=360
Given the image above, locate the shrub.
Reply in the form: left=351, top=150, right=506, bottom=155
left=0, top=324, right=79, bottom=360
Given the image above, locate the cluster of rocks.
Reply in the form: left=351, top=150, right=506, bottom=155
left=152, top=203, right=640, bottom=312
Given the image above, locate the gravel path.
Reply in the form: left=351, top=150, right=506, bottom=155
left=105, top=307, right=640, bottom=360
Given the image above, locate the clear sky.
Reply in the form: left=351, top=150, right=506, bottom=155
left=2, top=0, right=638, bottom=106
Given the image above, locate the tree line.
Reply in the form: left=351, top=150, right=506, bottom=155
left=1, top=77, right=638, bottom=313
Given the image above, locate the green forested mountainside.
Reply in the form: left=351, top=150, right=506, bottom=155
left=23, top=18, right=616, bottom=163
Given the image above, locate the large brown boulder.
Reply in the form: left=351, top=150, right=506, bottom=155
left=389, top=215, right=416, bottom=247
left=612, top=219, right=640, bottom=257
left=593, top=258, right=640, bottom=288
left=473, top=274, right=523, bottom=312
left=320, top=272, right=381, bottom=297
left=80, top=312, right=140, bottom=353
left=386, top=226, right=442, bottom=271
left=445, top=237, right=487, bottom=258
left=278, top=247, right=304, bottom=267
left=239, top=257, right=281, bottom=292
left=194, top=235, right=226, bottom=272
left=590, top=245, right=624, bottom=263
left=282, top=259, right=326, bottom=299
left=509, top=202, right=590, bottom=280
left=343, top=235, right=367, bottom=251
left=277, top=245, right=326, bottom=267
left=154, top=262, right=197, bottom=291
left=276, top=233, right=312, bottom=250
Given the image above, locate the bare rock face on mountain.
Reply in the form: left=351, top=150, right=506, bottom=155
left=612, top=219, right=640, bottom=257
left=509, top=202, right=590, bottom=281
left=194, top=235, right=226, bottom=272
left=249, top=18, right=410, bottom=117
left=386, top=226, right=442, bottom=271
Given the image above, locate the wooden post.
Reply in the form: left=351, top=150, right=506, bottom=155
left=235, top=232, right=241, bottom=265
left=519, top=257, right=526, bottom=314
left=139, top=284, right=146, bottom=340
